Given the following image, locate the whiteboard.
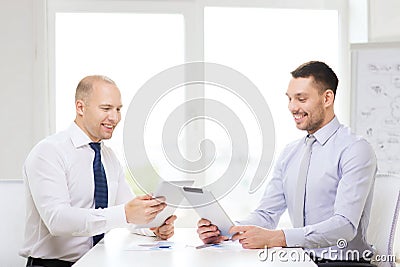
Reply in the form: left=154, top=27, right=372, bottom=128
left=351, top=43, right=400, bottom=175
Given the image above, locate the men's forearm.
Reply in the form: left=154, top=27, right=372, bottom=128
left=236, top=211, right=277, bottom=229
left=283, top=214, right=356, bottom=248
left=43, top=204, right=128, bottom=237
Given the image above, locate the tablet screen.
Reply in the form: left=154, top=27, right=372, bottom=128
left=135, top=180, right=194, bottom=228
left=182, top=187, right=235, bottom=237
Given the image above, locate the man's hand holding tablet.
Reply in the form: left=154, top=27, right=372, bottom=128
left=197, top=220, right=287, bottom=248
left=197, top=218, right=230, bottom=244
left=229, top=225, right=287, bottom=249
left=134, top=180, right=194, bottom=229
left=182, top=187, right=237, bottom=244
left=150, top=214, right=177, bottom=240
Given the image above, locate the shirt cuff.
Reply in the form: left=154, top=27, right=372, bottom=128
left=105, top=204, right=129, bottom=229
left=283, top=228, right=305, bottom=247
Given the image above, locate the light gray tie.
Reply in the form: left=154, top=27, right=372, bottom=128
left=293, top=135, right=316, bottom=228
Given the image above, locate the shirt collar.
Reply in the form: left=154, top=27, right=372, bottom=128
left=312, top=116, right=341, bottom=146
left=69, top=122, right=101, bottom=148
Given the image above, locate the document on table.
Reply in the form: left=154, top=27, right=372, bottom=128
left=125, top=240, right=243, bottom=251
left=194, top=240, right=243, bottom=250
left=125, top=241, right=180, bottom=251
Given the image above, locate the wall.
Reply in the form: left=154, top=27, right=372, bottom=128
left=0, top=1, right=399, bottom=179
left=0, top=180, right=26, bottom=266
left=0, top=0, right=398, bottom=182
left=0, top=0, right=34, bottom=180
left=369, top=0, right=400, bottom=42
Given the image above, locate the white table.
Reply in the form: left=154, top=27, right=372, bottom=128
left=73, top=228, right=317, bottom=267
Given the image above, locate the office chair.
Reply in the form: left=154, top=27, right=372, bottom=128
left=317, top=173, right=400, bottom=267
left=366, top=173, right=400, bottom=267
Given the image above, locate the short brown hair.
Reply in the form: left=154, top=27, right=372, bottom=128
left=291, top=61, right=338, bottom=96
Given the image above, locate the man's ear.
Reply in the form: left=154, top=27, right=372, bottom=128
left=324, top=89, right=335, bottom=107
left=76, top=100, right=85, bottom=116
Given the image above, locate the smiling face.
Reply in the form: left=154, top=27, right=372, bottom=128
left=75, top=77, right=122, bottom=142
left=286, top=76, right=334, bottom=134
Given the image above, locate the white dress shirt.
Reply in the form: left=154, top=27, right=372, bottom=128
left=20, top=123, right=137, bottom=262
left=239, top=117, right=377, bottom=259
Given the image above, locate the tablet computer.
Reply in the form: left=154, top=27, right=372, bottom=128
left=181, top=186, right=235, bottom=237
left=136, top=180, right=194, bottom=228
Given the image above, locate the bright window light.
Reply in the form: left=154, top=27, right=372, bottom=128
left=204, top=7, right=339, bottom=222
left=55, top=13, right=184, bottom=188
left=55, top=7, right=340, bottom=227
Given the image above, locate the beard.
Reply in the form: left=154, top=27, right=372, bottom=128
left=297, top=106, right=326, bottom=133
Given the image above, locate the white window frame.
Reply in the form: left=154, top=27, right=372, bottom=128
left=34, top=0, right=349, bottom=137
left=33, top=1, right=349, bottom=221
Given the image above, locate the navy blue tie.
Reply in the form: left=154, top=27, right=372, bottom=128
left=89, top=142, right=108, bottom=246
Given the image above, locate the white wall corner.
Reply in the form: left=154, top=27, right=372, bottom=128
left=348, top=0, right=369, bottom=44
left=33, top=0, right=52, bottom=143
left=369, top=0, right=400, bottom=42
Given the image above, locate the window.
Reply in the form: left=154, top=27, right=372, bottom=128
left=49, top=0, right=345, bottom=227
left=55, top=12, right=184, bottom=192
left=204, top=7, right=339, bottom=221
